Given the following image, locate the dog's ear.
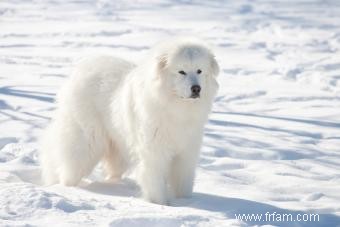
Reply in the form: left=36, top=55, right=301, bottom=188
left=156, top=54, right=168, bottom=72
left=211, top=56, right=220, bottom=77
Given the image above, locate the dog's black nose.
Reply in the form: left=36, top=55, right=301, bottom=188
left=191, top=85, right=201, bottom=96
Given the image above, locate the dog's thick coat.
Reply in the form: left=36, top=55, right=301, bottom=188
left=40, top=39, right=219, bottom=204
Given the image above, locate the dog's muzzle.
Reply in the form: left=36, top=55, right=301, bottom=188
left=190, top=85, right=201, bottom=98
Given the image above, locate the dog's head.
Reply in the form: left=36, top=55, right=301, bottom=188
left=155, top=40, right=219, bottom=101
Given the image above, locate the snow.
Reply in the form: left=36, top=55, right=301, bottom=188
left=1, top=0, right=340, bottom=226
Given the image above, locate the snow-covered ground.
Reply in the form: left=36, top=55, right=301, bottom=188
left=1, top=0, right=340, bottom=226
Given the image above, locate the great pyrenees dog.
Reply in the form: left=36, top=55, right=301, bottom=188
left=40, top=38, right=219, bottom=205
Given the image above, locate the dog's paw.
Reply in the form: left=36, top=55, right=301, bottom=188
left=144, top=193, right=169, bottom=206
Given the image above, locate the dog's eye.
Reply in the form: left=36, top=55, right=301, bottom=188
left=178, top=70, right=186, bottom=75
left=197, top=69, right=202, bottom=74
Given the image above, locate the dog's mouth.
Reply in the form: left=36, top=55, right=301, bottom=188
left=174, top=91, right=200, bottom=100
left=180, top=95, right=200, bottom=100
left=190, top=94, right=200, bottom=99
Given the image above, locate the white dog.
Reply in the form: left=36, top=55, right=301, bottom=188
left=40, top=38, right=219, bottom=205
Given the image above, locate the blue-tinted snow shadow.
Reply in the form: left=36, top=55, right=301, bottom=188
left=82, top=178, right=140, bottom=197
left=0, top=86, right=55, bottom=103
left=174, top=192, right=340, bottom=227
left=82, top=180, right=340, bottom=226
left=209, top=119, right=323, bottom=140
left=213, top=111, right=340, bottom=129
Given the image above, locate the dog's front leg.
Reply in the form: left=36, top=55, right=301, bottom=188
left=138, top=152, right=171, bottom=205
left=171, top=152, right=199, bottom=198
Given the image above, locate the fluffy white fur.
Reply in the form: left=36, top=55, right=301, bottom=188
left=40, top=39, right=219, bottom=205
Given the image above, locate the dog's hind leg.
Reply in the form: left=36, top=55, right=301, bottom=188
left=58, top=123, right=102, bottom=186
left=40, top=124, right=62, bottom=185
left=102, top=141, right=127, bottom=182
left=42, top=118, right=104, bottom=186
